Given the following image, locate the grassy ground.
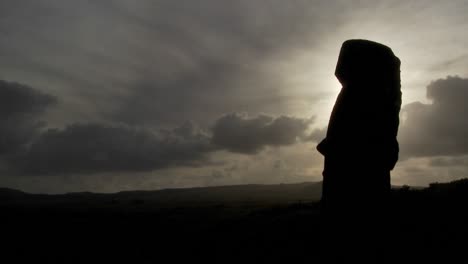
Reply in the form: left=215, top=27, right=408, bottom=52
left=2, top=180, right=468, bottom=263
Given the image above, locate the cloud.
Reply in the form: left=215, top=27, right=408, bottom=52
left=303, top=127, right=327, bottom=143
left=15, top=122, right=214, bottom=175
left=12, top=112, right=316, bottom=175
left=0, top=78, right=315, bottom=175
left=0, top=80, right=56, bottom=156
left=211, top=113, right=313, bottom=154
left=103, top=0, right=329, bottom=127
left=429, top=156, right=468, bottom=167
left=428, top=54, right=468, bottom=72
left=0, top=1, right=347, bottom=128
left=399, top=76, right=468, bottom=158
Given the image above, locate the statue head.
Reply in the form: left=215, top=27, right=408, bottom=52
left=335, top=39, right=400, bottom=88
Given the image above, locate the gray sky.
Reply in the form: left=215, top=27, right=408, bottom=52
left=1, top=0, right=468, bottom=193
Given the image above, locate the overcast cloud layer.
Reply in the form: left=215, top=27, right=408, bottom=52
left=399, top=76, right=468, bottom=158
left=1, top=1, right=468, bottom=192
left=0, top=80, right=315, bottom=176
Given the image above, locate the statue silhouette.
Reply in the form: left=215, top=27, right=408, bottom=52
left=317, top=39, right=401, bottom=211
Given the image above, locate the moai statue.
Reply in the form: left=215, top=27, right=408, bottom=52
left=317, top=39, right=401, bottom=210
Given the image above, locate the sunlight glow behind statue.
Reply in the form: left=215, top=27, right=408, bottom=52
left=317, top=39, right=402, bottom=210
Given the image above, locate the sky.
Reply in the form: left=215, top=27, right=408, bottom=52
left=1, top=0, right=468, bottom=193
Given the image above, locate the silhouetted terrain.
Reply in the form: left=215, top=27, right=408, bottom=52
left=2, top=179, right=468, bottom=263
left=0, top=182, right=322, bottom=209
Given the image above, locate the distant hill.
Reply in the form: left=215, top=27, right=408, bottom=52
left=2, top=178, right=468, bottom=209
left=115, top=182, right=322, bottom=203
left=0, top=182, right=322, bottom=208
left=0, top=187, right=27, bottom=198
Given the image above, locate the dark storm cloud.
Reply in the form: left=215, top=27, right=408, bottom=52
left=0, top=0, right=346, bottom=127
left=16, top=122, right=214, bottom=175
left=107, top=0, right=336, bottom=126
left=10, top=112, right=314, bottom=175
left=399, top=76, right=468, bottom=158
left=0, top=79, right=213, bottom=175
left=211, top=113, right=314, bottom=154
left=0, top=80, right=56, bottom=155
left=0, top=78, right=314, bottom=175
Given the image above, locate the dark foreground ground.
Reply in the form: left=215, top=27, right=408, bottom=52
left=2, top=180, right=468, bottom=263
